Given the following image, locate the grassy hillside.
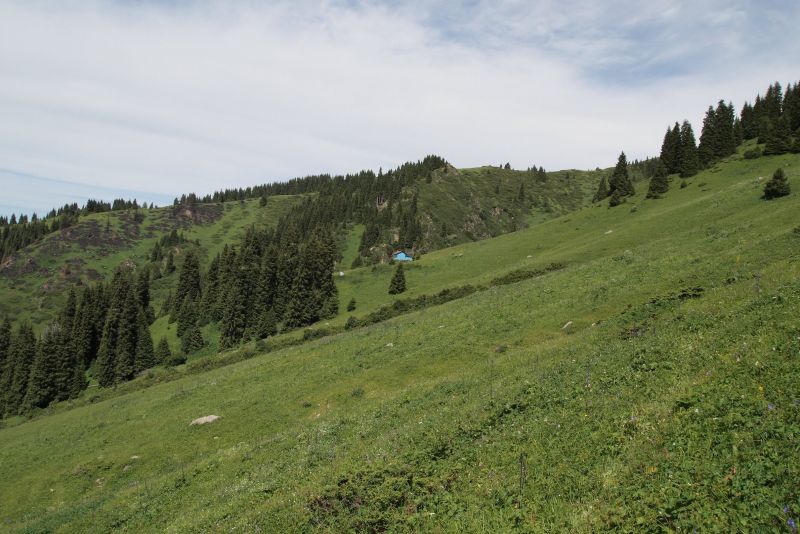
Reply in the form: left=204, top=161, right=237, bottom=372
left=0, top=150, right=797, bottom=531
left=415, top=165, right=598, bottom=248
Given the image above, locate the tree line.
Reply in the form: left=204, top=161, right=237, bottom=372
left=594, top=79, right=800, bottom=206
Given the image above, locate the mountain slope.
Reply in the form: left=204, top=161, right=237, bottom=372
left=0, top=164, right=596, bottom=335
left=0, top=150, right=797, bottom=531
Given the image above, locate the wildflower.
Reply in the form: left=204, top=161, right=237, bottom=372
left=787, top=517, right=796, bottom=532
left=768, top=403, right=776, bottom=411
left=785, top=505, right=790, bottom=514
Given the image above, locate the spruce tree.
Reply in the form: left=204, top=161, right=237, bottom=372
left=114, top=280, right=139, bottom=383
left=172, top=250, right=201, bottom=322
left=763, top=168, right=790, bottom=199
left=5, top=323, right=36, bottom=415
left=347, top=298, right=356, bottom=312
left=677, top=121, right=700, bottom=178
left=134, top=311, right=155, bottom=372
left=388, top=264, right=406, bottom=295
left=592, top=175, right=608, bottom=202
left=181, top=325, right=204, bottom=354
left=659, top=123, right=681, bottom=174
left=764, top=118, right=791, bottom=155
left=69, top=361, right=88, bottom=399
left=0, top=317, right=10, bottom=385
left=22, top=325, right=59, bottom=411
left=697, top=106, right=716, bottom=166
left=607, top=151, right=634, bottom=202
left=254, top=308, right=278, bottom=340
left=136, top=267, right=154, bottom=324
left=156, top=337, right=172, bottom=363
left=646, top=160, right=670, bottom=199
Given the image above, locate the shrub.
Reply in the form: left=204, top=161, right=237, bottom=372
left=743, top=147, right=762, bottom=159
left=763, top=168, right=790, bottom=199
left=165, top=354, right=187, bottom=367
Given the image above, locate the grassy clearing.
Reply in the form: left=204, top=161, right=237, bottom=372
left=0, top=152, right=799, bottom=531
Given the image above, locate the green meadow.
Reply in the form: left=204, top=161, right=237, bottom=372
left=1, top=149, right=799, bottom=531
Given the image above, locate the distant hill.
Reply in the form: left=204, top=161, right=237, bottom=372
left=0, top=163, right=598, bottom=331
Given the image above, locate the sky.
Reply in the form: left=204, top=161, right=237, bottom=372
left=1, top=0, right=799, bottom=217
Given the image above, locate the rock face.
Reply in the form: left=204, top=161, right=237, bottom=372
left=190, top=415, right=221, bottom=426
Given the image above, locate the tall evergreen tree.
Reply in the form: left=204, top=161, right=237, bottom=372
left=136, top=267, right=154, bottom=324
left=134, top=311, right=155, bottom=372
left=181, top=325, right=205, bottom=354
left=592, top=175, right=609, bottom=202
left=4, top=323, right=36, bottom=415
left=22, top=324, right=60, bottom=411
left=646, top=160, right=670, bottom=199
left=659, top=122, right=681, bottom=174
left=677, top=121, right=700, bottom=178
left=697, top=106, right=716, bottom=167
left=607, top=151, right=634, bottom=201
left=171, top=250, right=201, bottom=322
left=388, top=264, right=407, bottom=295
left=155, top=337, right=172, bottom=363
left=764, top=117, right=791, bottom=155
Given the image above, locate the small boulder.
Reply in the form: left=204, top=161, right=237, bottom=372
left=190, top=415, right=221, bottom=426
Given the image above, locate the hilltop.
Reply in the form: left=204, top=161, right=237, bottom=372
left=0, top=143, right=797, bottom=531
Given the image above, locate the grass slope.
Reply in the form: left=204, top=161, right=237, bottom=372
left=1, top=152, right=799, bottom=531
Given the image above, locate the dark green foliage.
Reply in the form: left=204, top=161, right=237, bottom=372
left=698, top=101, right=737, bottom=167
left=388, top=264, right=407, bottom=295
left=135, top=312, right=156, bottom=372
left=22, top=325, right=59, bottom=411
left=259, top=195, right=267, bottom=207
left=592, top=175, right=608, bottom=203
left=762, top=168, right=790, bottom=199
left=2, top=323, right=36, bottom=416
left=346, top=298, right=356, bottom=312
left=743, top=148, right=762, bottom=159
left=488, top=262, right=565, bottom=285
left=136, top=267, right=154, bottom=324
left=164, top=251, right=175, bottom=274
left=94, top=268, right=155, bottom=387
left=607, top=152, right=634, bottom=203
left=155, top=337, right=172, bottom=363
left=284, top=230, right=339, bottom=329
left=0, top=318, right=11, bottom=412
left=646, top=160, right=670, bottom=199
left=677, top=121, right=700, bottom=178
left=181, top=325, right=205, bottom=355
left=253, top=309, right=278, bottom=340
left=608, top=189, right=623, bottom=207
left=763, top=117, right=791, bottom=156
left=173, top=251, right=202, bottom=314
left=659, top=122, right=681, bottom=174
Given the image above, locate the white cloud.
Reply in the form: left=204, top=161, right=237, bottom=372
left=0, top=0, right=798, bottom=215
